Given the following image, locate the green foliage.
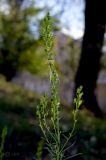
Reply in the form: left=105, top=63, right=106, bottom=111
left=0, top=77, right=39, bottom=130
left=0, top=77, right=105, bottom=159
left=0, top=0, right=48, bottom=79
left=37, top=13, right=83, bottom=160
left=41, top=13, right=54, bottom=61
left=19, top=43, right=49, bottom=77
left=36, top=140, right=44, bottom=160
left=0, top=127, right=7, bottom=160
left=74, top=86, right=83, bottom=111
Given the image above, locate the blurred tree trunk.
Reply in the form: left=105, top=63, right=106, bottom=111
left=75, top=0, right=106, bottom=116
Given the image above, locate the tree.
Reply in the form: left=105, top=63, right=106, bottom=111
left=0, top=0, right=42, bottom=80
left=75, top=0, right=106, bottom=117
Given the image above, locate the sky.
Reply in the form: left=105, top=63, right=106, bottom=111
left=0, top=0, right=85, bottom=39
left=34, top=0, right=85, bottom=39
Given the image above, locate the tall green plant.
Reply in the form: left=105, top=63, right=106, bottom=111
left=36, top=140, right=44, bottom=160
left=0, top=127, right=7, bottom=160
left=36, top=13, right=83, bottom=160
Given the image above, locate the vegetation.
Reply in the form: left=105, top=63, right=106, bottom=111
left=0, top=1, right=106, bottom=160
left=0, top=127, right=7, bottom=160
left=0, top=77, right=105, bottom=159
left=0, top=0, right=49, bottom=80
left=36, top=12, right=83, bottom=160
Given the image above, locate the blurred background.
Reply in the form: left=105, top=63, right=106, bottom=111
left=0, top=0, right=106, bottom=159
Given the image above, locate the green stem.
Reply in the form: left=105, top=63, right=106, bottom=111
left=61, top=119, right=77, bottom=152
